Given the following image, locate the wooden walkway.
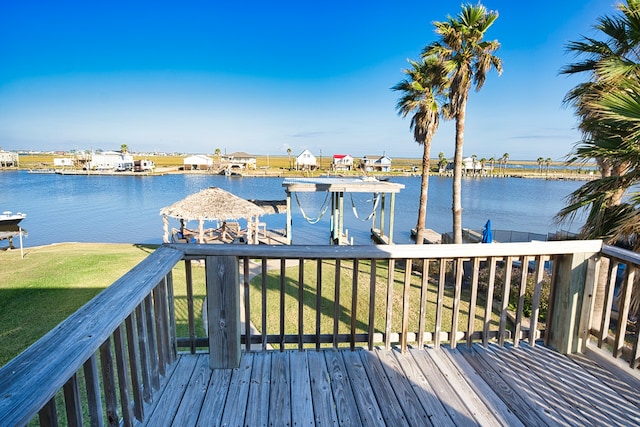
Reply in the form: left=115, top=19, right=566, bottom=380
left=141, top=342, right=640, bottom=426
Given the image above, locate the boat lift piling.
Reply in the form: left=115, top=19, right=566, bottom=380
left=282, top=177, right=404, bottom=245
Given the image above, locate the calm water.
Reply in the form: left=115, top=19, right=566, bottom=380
left=0, top=171, right=585, bottom=247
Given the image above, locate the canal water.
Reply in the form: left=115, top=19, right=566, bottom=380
left=0, top=171, right=586, bottom=247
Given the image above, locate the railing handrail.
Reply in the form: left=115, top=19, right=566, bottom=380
left=0, top=246, right=184, bottom=426
left=174, top=239, right=604, bottom=259
left=601, top=244, right=640, bottom=265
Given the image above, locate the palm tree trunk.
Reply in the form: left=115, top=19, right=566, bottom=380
left=452, top=108, right=465, bottom=244
left=415, top=142, right=432, bottom=245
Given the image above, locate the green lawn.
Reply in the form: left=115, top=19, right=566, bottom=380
left=0, top=243, right=154, bottom=366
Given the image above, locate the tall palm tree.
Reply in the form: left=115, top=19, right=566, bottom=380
left=502, top=152, right=509, bottom=174
left=423, top=3, right=502, bottom=243
left=545, top=157, right=552, bottom=175
left=393, top=57, right=446, bottom=244
left=558, top=0, right=640, bottom=244
left=287, top=148, right=292, bottom=170
left=489, top=156, right=495, bottom=174
left=537, top=157, right=544, bottom=174
left=471, top=154, right=478, bottom=175
left=438, top=151, right=448, bottom=173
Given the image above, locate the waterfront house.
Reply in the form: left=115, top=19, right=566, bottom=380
left=332, top=154, right=354, bottom=171
left=86, top=151, right=134, bottom=171
left=0, top=150, right=19, bottom=167
left=2, top=240, right=640, bottom=425
left=220, top=152, right=257, bottom=170
left=362, top=154, right=392, bottom=172
left=53, top=157, right=75, bottom=169
left=183, top=154, right=214, bottom=171
left=295, top=149, right=317, bottom=170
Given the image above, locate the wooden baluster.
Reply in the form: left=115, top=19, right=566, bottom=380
left=280, top=258, right=286, bottom=351
left=243, top=256, right=251, bottom=352
left=482, top=257, right=497, bottom=347
left=418, top=259, right=429, bottom=349
left=125, top=314, right=144, bottom=421
left=135, top=303, right=152, bottom=401
left=38, top=398, right=58, bottom=427
left=513, top=256, right=529, bottom=347
left=143, top=294, right=160, bottom=390
left=166, top=270, right=177, bottom=361
left=261, top=258, right=268, bottom=351
left=185, top=259, right=196, bottom=354
left=152, top=281, right=167, bottom=375
left=100, top=338, right=119, bottom=426
left=62, top=373, right=82, bottom=427
left=434, top=259, right=447, bottom=350
left=528, top=255, right=546, bottom=346
left=613, top=263, right=635, bottom=359
left=450, top=258, right=464, bottom=349
left=316, top=259, right=322, bottom=351
left=83, top=354, right=104, bottom=426
left=298, top=258, right=305, bottom=350
left=351, top=259, right=359, bottom=351
left=333, top=259, right=341, bottom=349
left=384, top=259, right=395, bottom=350
left=368, top=259, right=377, bottom=351
left=467, top=257, right=480, bottom=348
left=401, top=259, right=412, bottom=353
left=599, top=259, right=619, bottom=348
left=498, top=257, right=513, bottom=347
left=114, top=324, right=134, bottom=426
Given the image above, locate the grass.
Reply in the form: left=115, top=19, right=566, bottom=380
left=0, top=243, right=154, bottom=366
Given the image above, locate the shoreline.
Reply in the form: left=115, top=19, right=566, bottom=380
left=4, top=166, right=598, bottom=181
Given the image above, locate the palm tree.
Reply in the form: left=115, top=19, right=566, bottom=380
left=480, top=157, right=486, bottom=175
left=557, top=0, right=640, bottom=244
left=471, top=154, right=478, bottom=175
left=393, top=57, right=446, bottom=244
left=438, top=151, right=448, bottom=173
left=537, top=157, right=544, bottom=174
left=488, top=156, right=495, bottom=174
left=502, top=152, right=509, bottom=174
left=545, top=157, right=552, bottom=175
left=120, top=144, right=128, bottom=154
left=287, top=148, right=292, bottom=170
left=423, top=3, right=502, bottom=243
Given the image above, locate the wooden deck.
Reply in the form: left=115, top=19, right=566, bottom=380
left=141, top=342, right=640, bottom=426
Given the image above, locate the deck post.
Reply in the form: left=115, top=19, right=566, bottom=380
left=546, top=251, right=597, bottom=354
left=206, top=255, right=241, bottom=369
left=285, top=191, right=292, bottom=244
left=388, top=192, right=395, bottom=244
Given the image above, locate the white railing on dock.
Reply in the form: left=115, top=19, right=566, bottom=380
left=4, top=238, right=640, bottom=426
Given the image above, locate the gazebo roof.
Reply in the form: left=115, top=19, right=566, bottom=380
left=160, top=187, right=265, bottom=221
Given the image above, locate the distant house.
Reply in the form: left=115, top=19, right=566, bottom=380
left=332, top=154, right=353, bottom=171
left=0, top=150, right=19, bottom=167
left=221, top=152, right=257, bottom=170
left=295, top=149, right=317, bottom=170
left=183, top=155, right=213, bottom=171
left=86, top=151, right=134, bottom=171
left=134, top=159, right=155, bottom=172
left=361, top=155, right=392, bottom=172
left=53, top=158, right=75, bottom=168
left=446, top=157, right=485, bottom=174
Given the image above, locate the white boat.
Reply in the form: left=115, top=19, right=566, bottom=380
left=0, top=211, right=26, bottom=227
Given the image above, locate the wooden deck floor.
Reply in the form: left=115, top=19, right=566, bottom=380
left=141, top=342, right=640, bottom=426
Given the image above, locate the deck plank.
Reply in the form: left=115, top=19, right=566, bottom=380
left=457, top=345, right=552, bottom=426
left=269, top=351, right=292, bottom=427
left=519, top=343, right=640, bottom=426
left=443, top=348, right=525, bottom=427
left=245, top=351, right=271, bottom=427
left=392, top=349, right=455, bottom=427
left=340, top=350, right=385, bottom=426
left=144, top=355, right=198, bottom=427
left=219, top=352, right=253, bottom=427
left=172, top=355, right=211, bottom=426
left=426, top=347, right=503, bottom=427
left=324, top=349, right=363, bottom=426
left=358, top=348, right=409, bottom=426
left=143, top=345, right=640, bottom=427
left=289, top=351, right=315, bottom=427
left=195, top=363, right=232, bottom=427
left=307, top=351, right=339, bottom=426
left=409, top=348, right=480, bottom=426
left=485, top=343, right=592, bottom=426
left=375, top=349, right=431, bottom=426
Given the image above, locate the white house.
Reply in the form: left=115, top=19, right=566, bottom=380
left=53, top=158, right=75, bottom=168
left=221, top=152, right=257, bottom=170
left=86, top=151, right=134, bottom=171
left=332, top=154, right=353, bottom=171
left=295, top=149, right=317, bottom=170
left=361, top=155, right=392, bottom=172
left=446, top=157, right=487, bottom=174
left=0, top=150, right=19, bottom=167
left=183, top=155, right=214, bottom=171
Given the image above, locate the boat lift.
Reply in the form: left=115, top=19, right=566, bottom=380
left=282, top=177, right=405, bottom=245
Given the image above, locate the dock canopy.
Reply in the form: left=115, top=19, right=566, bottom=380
left=160, top=187, right=266, bottom=244
left=282, top=177, right=405, bottom=244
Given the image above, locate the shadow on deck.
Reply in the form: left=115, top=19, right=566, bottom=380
left=144, top=343, right=640, bottom=426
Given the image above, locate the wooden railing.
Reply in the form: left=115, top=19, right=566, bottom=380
left=587, top=244, right=640, bottom=368
left=5, top=238, right=639, bottom=427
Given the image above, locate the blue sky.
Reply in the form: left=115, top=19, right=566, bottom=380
left=0, top=0, right=617, bottom=160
